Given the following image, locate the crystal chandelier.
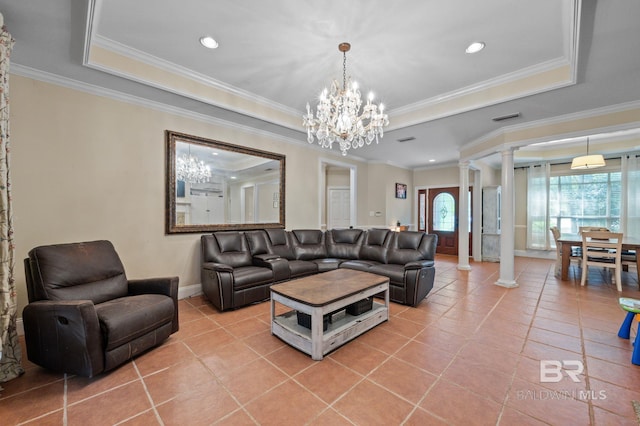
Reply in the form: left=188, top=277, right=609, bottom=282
left=176, top=152, right=211, bottom=183
left=303, top=43, right=389, bottom=156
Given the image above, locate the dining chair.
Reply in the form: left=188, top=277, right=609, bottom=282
left=550, top=226, right=581, bottom=277
left=580, top=231, right=623, bottom=291
left=621, top=250, right=639, bottom=284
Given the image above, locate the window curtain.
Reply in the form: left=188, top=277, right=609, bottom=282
left=622, top=154, right=640, bottom=238
left=527, top=163, right=551, bottom=249
left=0, top=19, right=23, bottom=387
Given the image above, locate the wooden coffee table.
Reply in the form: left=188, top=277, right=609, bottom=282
left=270, top=269, right=389, bottom=360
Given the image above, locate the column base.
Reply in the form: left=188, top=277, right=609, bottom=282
left=457, top=264, right=472, bottom=271
left=495, top=279, right=518, bottom=288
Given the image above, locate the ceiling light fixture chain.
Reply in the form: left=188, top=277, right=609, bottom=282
left=303, top=42, right=389, bottom=156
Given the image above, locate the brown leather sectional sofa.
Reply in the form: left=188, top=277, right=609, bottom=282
left=201, top=228, right=437, bottom=311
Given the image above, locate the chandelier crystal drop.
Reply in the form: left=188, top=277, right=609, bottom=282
left=176, top=154, right=211, bottom=183
left=303, top=42, right=389, bottom=156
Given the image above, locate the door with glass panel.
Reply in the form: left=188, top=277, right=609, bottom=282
left=428, top=187, right=459, bottom=255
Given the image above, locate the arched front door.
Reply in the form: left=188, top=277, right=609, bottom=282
left=428, top=187, right=459, bottom=255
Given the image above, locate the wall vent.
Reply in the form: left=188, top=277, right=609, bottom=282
left=397, top=136, right=416, bottom=143
left=492, top=112, right=521, bottom=122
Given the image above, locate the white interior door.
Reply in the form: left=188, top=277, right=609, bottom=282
left=328, top=188, right=350, bottom=229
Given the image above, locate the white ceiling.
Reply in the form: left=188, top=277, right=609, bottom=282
left=2, top=0, right=639, bottom=169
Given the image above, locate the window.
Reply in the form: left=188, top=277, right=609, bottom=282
left=549, top=172, right=621, bottom=234
left=433, top=193, right=455, bottom=232
left=528, top=157, right=640, bottom=250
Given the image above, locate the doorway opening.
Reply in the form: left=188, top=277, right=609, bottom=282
left=319, top=159, right=357, bottom=229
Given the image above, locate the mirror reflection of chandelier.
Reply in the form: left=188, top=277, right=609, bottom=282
left=176, top=153, right=211, bottom=183
left=303, top=42, right=389, bottom=156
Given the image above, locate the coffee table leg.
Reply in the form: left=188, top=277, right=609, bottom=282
left=270, top=293, right=275, bottom=334
left=385, top=285, right=390, bottom=315
left=311, top=307, right=323, bottom=360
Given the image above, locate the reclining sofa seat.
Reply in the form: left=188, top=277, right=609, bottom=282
left=372, top=231, right=437, bottom=305
left=339, top=229, right=437, bottom=304
left=325, top=228, right=365, bottom=269
left=289, top=229, right=329, bottom=270
left=290, top=229, right=362, bottom=272
left=22, top=240, right=179, bottom=377
left=201, top=231, right=273, bottom=311
left=339, top=228, right=393, bottom=270
left=246, top=229, right=318, bottom=279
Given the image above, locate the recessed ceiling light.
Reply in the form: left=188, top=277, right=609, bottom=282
left=465, top=41, right=485, bottom=54
left=429, top=159, right=436, bottom=163
left=199, top=36, right=219, bottom=49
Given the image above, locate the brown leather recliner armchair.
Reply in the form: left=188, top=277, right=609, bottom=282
left=22, top=240, right=179, bottom=377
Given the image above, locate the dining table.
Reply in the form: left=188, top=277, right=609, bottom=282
left=557, top=234, right=640, bottom=281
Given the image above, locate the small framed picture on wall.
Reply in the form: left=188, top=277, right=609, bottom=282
left=395, top=183, right=407, bottom=199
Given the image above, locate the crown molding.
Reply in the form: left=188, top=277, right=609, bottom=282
left=90, top=35, right=300, bottom=119
left=413, top=160, right=460, bottom=172
left=82, top=0, right=301, bottom=133
left=10, top=64, right=305, bottom=147
left=466, top=99, right=640, bottom=153
left=10, top=64, right=378, bottom=164
left=388, top=0, right=581, bottom=130
left=391, top=56, right=572, bottom=119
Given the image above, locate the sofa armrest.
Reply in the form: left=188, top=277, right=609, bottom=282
left=404, top=260, right=435, bottom=270
left=253, top=253, right=281, bottom=262
left=202, top=262, right=234, bottom=272
left=253, top=256, right=290, bottom=282
left=128, top=277, right=180, bottom=333
left=128, top=277, right=179, bottom=298
left=22, top=300, right=104, bottom=377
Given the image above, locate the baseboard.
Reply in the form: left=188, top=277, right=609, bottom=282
left=178, top=283, right=203, bottom=300
left=515, top=249, right=556, bottom=260
left=16, top=283, right=204, bottom=337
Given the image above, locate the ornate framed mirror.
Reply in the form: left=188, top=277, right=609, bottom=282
left=166, top=130, right=286, bottom=233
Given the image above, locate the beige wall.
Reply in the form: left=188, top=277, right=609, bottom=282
left=10, top=75, right=415, bottom=313
left=365, top=163, right=413, bottom=228
left=326, top=167, right=350, bottom=187
left=385, top=166, right=413, bottom=227
left=413, top=165, right=460, bottom=187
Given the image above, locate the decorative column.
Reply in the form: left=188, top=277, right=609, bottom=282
left=458, top=161, right=471, bottom=270
left=472, top=168, right=483, bottom=262
left=496, top=147, right=518, bottom=287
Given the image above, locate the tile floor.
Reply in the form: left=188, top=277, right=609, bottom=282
left=2, top=255, right=640, bottom=425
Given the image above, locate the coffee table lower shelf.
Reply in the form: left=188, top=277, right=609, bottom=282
left=271, top=301, right=388, bottom=360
